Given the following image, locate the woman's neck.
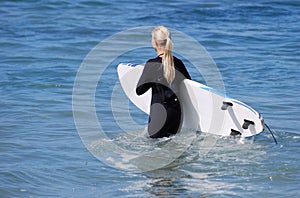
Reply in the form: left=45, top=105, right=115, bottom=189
left=157, top=49, right=164, bottom=57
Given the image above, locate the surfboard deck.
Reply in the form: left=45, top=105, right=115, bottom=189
left=117, top=63, right=264, bottom=137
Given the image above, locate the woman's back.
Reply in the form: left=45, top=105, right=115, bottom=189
left=136, top=26, right=191, bottom=138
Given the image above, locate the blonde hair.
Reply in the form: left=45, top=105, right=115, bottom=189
left=152, top=26, right=175, bottom=84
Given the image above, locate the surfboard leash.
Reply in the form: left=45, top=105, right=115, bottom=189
left=264, top=123, right=278, bottom=144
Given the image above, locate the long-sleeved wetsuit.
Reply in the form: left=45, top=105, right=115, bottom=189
left=136, top=56, right=191, bottom=138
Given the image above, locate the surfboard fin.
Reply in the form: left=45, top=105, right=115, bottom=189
left=221, top=101, right=233, bottom=110
left=230, top=129, right=241, bottom=136
left=242, top=119, right=255, bottom=129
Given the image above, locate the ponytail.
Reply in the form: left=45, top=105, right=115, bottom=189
left=163, top=37, right=175, bottom=84
left=152, top=26, right=175, bottom=84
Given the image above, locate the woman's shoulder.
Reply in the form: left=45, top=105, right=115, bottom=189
left=145, top=57, right=162, bottom=69
left=173, top=56, right=191, bottom=79
left=173, top=56, right=184, bottom=66
left=173, top=56, right=183, bottom=62
left=146, top=56, right=161, bottom=63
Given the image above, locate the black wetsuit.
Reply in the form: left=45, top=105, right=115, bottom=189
left=136, top=56, right=191, bottom=138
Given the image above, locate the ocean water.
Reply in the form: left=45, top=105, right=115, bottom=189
left=1, top=0, right=299, bottom=197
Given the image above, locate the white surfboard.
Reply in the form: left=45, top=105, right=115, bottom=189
left=117, top=63, right=264, bottom=137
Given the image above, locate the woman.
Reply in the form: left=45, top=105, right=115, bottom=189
left=136, top=26, right=191, bottom=138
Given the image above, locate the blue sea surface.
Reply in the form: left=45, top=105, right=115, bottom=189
left=1, top=0, right=299, bottom=197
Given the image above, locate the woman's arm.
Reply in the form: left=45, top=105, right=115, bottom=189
left=136, top=61, right=154, bottom=95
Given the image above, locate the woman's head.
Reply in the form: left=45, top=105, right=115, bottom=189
left=152, top=26, right=175, bottom=84
left=152, top=26, right=171, bottom=51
